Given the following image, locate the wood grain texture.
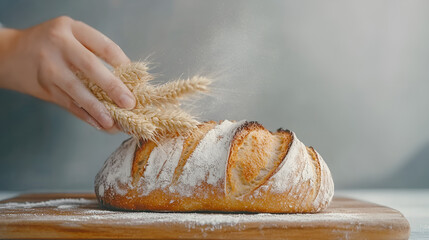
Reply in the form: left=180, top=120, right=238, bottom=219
left=0, top=193, right=410, bottom=239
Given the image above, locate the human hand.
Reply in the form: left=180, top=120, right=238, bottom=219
left=0, top=16, right=136, bottom=131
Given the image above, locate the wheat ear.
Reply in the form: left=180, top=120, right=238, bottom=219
left=77, top=61, right=210, bottom=142
left=148, top=76, right=211, bottom=104
left=135, top=107, right=199, bottom=136
left=134, top=84, right=177, bottom=106
left=114, top=62, right=153, bottom=85
left=104, top=102, right=157, bottom=140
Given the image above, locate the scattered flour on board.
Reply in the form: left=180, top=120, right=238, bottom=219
left=1, top=201, right=371, bottom=231
left=1, top=197, right=398, bottom=232
left=0, top=198, right=96, bottom=209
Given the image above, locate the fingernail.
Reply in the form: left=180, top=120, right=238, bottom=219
left=100, top=112, right=114, bottom=128
left=119, top=93, right=135, bottom=109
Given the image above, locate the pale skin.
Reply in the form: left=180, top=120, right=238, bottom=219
left=0, top=16, right=136, bottom=132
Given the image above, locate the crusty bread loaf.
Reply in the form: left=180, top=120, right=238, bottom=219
left=95, top=120, right=334, bottom=213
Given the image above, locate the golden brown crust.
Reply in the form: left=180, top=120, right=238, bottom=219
left=226, top=122, right=294, bottom=199
left=307, top=146, right=322, bottom=208
left=131, top=140, right=157, bottom=185
left=96, top=120, right=334, bottom=213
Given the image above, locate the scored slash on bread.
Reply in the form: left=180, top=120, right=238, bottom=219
left=226, top=122, right=293, bottom=199
left=95, top=120, right=334, bottom=213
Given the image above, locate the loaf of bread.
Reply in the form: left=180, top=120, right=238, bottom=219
left=95, top=120, right=334, bottom=213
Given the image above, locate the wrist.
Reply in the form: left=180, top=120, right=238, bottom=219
left=0, top=28, right=23, bottom=90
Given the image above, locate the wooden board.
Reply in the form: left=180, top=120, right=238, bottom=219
left=0, top=193, right=410, bottom=239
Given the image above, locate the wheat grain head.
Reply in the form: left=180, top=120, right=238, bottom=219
left=77, top=61, right=210, bottom=143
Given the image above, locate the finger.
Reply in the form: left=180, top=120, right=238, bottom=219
left=63, top=37, right=136, bottom=109
left=104, top=123, right=121, bottom=134
left=71, top=20, right=130, bottom=67
left=54, top=67, right=115, bottom=129
left=70, top=103, right=103, bottom=130
left=55, top=82, right=121, bottom=134
left=50, top=85, right=102, bottom=130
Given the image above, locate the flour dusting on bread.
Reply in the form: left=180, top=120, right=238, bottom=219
left=95, top=138, right=137, bottom=197
left=95, top=120, right=334, bottom=213
left=170, top=120, right=244, bottom=197
left=140, top=138, right=184, bottom=196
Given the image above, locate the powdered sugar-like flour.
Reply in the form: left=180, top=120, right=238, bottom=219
left=170, top=120, right=244, bottom=196
left=269, top=133, right=313, bottom=194
left=95, top=120, right=246, bottom=198
left=95, top=138, right=138, bottom=197
left=0, top=196, right=406, bottom=239
left=0, top=198, right=366, bottom=228
left=140, top=137, right=184, bottom=196
left=0, top=198, right=96, bottom=209
left=94, top=119, right=334, bottom=213
left=0, top=198, right=397, bottom=233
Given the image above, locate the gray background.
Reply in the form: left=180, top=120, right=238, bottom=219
left=0, top=0, right=428, bottom=191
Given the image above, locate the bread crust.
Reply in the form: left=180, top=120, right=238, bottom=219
left=95, top=120, right=334, bottom=213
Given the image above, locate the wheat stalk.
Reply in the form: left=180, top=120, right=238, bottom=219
left=76, top=61, right=211, bottom=142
